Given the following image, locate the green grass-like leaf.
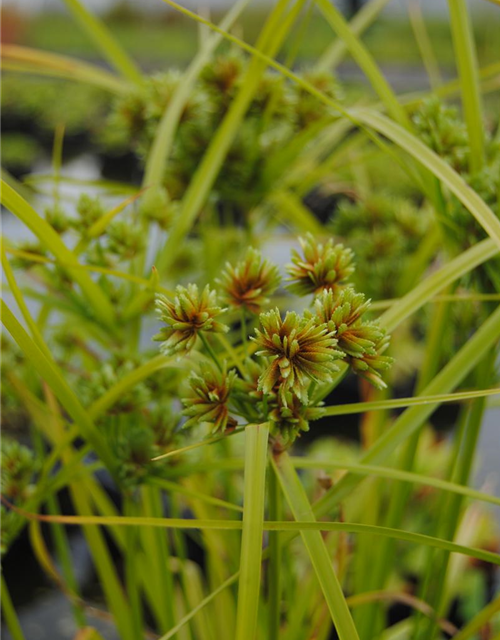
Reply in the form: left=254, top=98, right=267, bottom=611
left=61, top=0, right=142, bottom=84
left=447, top=0, right=485, bottom=171
left=0, top=44, right=130, bottom=93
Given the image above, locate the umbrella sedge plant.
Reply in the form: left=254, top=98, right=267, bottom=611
left=1, top=0, right=500, bottom=639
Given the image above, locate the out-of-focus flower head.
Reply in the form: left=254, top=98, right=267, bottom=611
left=1, top=439, right=37, bottom=502
left=413, top=97, right=469, bottom=173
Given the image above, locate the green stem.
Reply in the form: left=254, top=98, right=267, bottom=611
left=170, top=494, right=213, bottom=640
left=273, top=451, right=360, bottom=640
left=124, top=494, right=144, bottom=640
left=71, top=486, right=135, bottom=640
left=235, top=423, right=270, bottom=640
left=448, top=0, right=484, bottom=171
left=199, top=333, right=223, bottom=373
left=412, top=404, right=470, bottom=639
left=1, top=574, right=26, bottom=640
left=267, top=461, right=283, bottom=640
left=61, top=0, right=142, bottom=84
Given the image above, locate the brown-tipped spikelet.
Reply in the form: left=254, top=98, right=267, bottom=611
left=154, top=284, right=228, bottom=357
left=218, top=248, right=281, bottom=314
left=252, top=308, right=343, bottom=404
left=182, top=363, right=238, bottom=433
left=286, top=233, right=354, bottom=296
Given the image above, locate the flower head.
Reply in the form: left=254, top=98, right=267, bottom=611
left=413, top=97, right=469, bottom=173
left=182, top=363, right=238, bottom=433
left=75, top=194, right=105, bottom=230
left=1, top=439, right=37, bottom=501
left=310, top=288, right=393, bottom=388
left=252, top=309, right=343, bottom=403
left=350, top=333, right=393, bottom=390
left=310, top=288, right=378, bottom=357
left=154, top=284, right=228, bottom=357
left=217, top=248, right=281, bottom=314
left=107, top=220, right=145, bottom=260
left=286, top=233, right=354, bottom=296
left=267, top=390, right=325, bottom=444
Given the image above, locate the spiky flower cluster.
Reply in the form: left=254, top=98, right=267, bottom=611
left=182, top=363, right=238, bottom=433
left=266, top=389, right=326, bottom=444
left=286, top=233, right=354, bottom=296
left=155, top=284, right=228, bottom=357
left=155, top=238, right=393, bottom=445
left=309, top=289, right=393, bottom=389
left=217, top=248, right=281, bottom=314
left=252, top=309, right=343, bottom=403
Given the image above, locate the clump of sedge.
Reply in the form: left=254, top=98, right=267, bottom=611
left=154, top=236, right=393, bottom=445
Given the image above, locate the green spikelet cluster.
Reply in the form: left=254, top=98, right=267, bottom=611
left=217, top=248, right=281, bottom=314
left=309, top=288, right=393, bottom=389
left=182, top=363, right=238, bottom=433
left=155, top=237, right=393, bottom=445
left=253, top=309, right=343, bottom=403
left=286, top=233, right=355, bottom=296
left=155, top=284, right=228, bottom=356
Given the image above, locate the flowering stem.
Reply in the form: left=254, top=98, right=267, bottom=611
left=124, top=495, right=144, bottom=638
left=199, top=332, right=223, bottom=372
left=235, top=423, right=270, bottom=640
left=267, top=461, right=283, bottom=640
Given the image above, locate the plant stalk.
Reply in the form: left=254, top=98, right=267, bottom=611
left=235, top=423, right=270, bottom=640
left=273, top=450, right=360, bottom=640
